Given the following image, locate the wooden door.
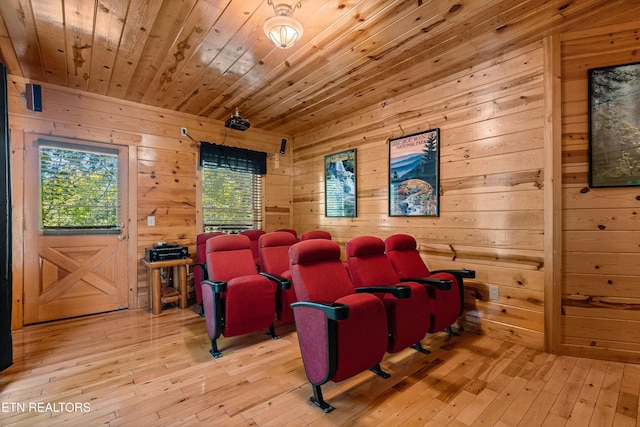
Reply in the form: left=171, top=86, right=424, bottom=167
left=23, top=135, right=129, bottom=324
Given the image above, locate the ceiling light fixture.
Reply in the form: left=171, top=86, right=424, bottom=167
left=264, top=0, right=303, bottom=49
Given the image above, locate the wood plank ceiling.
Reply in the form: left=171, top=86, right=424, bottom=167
left=0, top=0, right=637, bottom=135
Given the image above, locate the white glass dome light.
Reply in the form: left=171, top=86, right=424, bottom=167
left=264, top=2, right=304, bottom=49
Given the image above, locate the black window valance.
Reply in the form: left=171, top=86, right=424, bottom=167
left=199, top=142, right=267, bottom=175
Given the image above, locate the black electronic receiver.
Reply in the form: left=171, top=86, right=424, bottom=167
left=144, top=243, right=189, bottom=262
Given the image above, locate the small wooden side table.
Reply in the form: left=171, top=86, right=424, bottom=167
left=143, top=258, right=193, bottom=315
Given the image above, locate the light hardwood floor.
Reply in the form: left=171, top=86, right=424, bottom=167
left=1, top=307, right=639, bottom=426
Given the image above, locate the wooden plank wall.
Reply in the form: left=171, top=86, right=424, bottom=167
left=6, top=77, right=291, bottom=326
left=560, top=21, right=640, bottom=363
left=7, top=19, right=640, bottom=364
left=292, top=42, right=548, bottom=351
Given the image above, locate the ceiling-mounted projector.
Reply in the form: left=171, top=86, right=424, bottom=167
left=225, top=108, right=250, bottom=131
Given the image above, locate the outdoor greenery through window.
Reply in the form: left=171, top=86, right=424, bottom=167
left=39, top=142, right=120, bottom=232
left=202, top=165, right=262, bottom=233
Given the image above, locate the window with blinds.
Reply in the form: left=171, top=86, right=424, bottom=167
left=39, top=141, right=120, bottom=233
left=201, top=165, right=262, bottom=233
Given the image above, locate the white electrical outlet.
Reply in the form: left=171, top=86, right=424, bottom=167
left=147, top=216, right=155, bottom=226
left=489, top=286, right=499, bottom=301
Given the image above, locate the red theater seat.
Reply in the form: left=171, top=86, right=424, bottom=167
left=193, top=231, right=225, bottom=315
left=346, top=235, right=431, bottom=354
left=289, top=239, right=389, bottom=412
left=299, top=230, right=332, bottom=241
left=258, top=231, right=298, bottom=323
left=239, top=229, right=266, bottom=271
left=384, top=234, right=475, bottom=335
left=274, top=228, right=298, bottom=241
left=201, top=234, right=278, bottom=358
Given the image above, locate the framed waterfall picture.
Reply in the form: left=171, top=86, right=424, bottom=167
left=388, top=128, right=440, bottom=216
left=588, top=61, right=640, bottom=187
left=324, top=148, right=356, bottom=217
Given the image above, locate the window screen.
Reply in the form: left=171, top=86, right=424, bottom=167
left=201, top=166, right=262, bottom=233
left=39, top=142, right=120, bottom=232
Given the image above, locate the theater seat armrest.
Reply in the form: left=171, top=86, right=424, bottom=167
left=193, top=261, right=207, bottom=277
left=400, top=277, right=452, bottom=291
left=201, top=279, right=227, bottom=293
left=259, top=272, right=292, bottom=290
left=430, top=269, right=476, bottom=279
left=291, top=301, right=349, bottom=320
left=355, top=285, right=411, bottom=299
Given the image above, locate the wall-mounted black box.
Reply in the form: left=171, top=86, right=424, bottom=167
left=26, top=83, right=42, bottom=112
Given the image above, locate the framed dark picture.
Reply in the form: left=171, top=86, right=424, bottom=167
left=389, top=128, right=440, bottom=216
left=588, top=61, right=640, bottom=187
left=324, top=148, right=356, bottom=217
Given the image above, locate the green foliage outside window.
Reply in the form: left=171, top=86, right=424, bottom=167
left=40, top=145, right=119, bottom=230
left=202, top=166, right=261, bottom=233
